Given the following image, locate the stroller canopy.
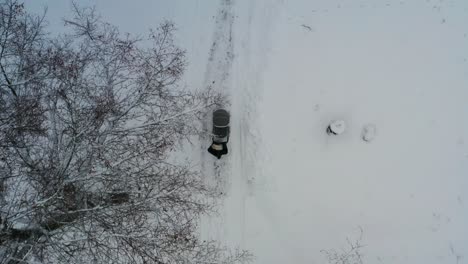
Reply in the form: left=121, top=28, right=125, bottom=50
left=212, top=109, right=230, bottom=137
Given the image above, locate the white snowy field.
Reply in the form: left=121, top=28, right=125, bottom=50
left=26, top=0, right=468, bottom=263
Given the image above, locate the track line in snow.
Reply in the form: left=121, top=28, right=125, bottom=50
left=199, top=0, right=236, bottom=243
left=229, top=0, right=283, bottom=248
left=200, top=0, right=235, bottom=188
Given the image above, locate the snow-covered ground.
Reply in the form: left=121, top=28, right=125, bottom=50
left=27, top=0, right=468, bottom=263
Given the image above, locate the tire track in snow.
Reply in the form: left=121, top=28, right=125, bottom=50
left=230, top=0, right=283, bottom=249
left=203, top=0, right=234, bottom=98
left=200, top=0, right=234, bottom=189
left=199, top=0, right=235, bottom=242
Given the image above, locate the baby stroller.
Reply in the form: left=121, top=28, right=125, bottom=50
left=207, top=109, right=230, bottom=159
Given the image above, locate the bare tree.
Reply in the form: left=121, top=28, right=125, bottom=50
left=0, top=1, right=249, bottom=263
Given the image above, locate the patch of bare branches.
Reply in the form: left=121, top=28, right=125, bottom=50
left=321, top=227, right=365, bottom=264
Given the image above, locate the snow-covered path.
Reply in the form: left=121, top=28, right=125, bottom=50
left=198, top=0, right=283, bottom=249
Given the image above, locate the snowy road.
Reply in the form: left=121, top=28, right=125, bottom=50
left=199, top=0, right=283, bottom=250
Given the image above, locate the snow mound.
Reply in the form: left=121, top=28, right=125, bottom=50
left=361, top=123, right=377, bottom=142
left=328, top=120, right=346, bottom=135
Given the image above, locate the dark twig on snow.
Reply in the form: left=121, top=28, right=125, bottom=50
left=301, top=24, right=313, bottom=31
